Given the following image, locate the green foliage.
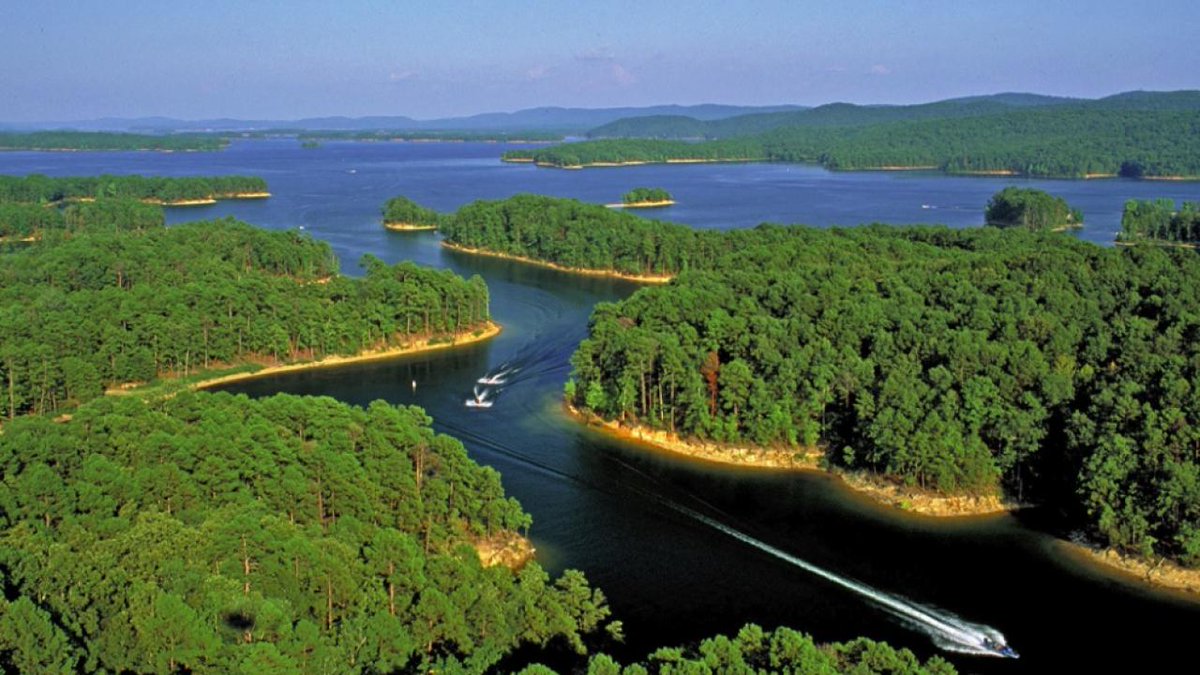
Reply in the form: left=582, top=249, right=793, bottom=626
left=0, top=219, right=491, bottom=417
left=298, top=130, right=564, bottom=142
left=0, top=393, right=614, bottom=673
left=383, top=196, right=442, bottom=227
left=443, top=194, right=1200, bottom=566
left=623, top=188, right=672, bottom=204
left=1120, top=199, right=1200, bottom=243
left=984, top=187, right=1081, bottom=230
left=576, top=624, right=956, bottom=674
left=508, top=102, right=1200, bottom=179
left=0, top=131, right=226, bottom=152
left=0, top=173, right=267, bottom=203
left=0, top=198, right=164, bottom=239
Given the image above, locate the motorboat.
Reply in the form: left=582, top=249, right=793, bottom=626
left=982, top=637, right=1019, bottom=659
left=465, top=386, right=493, bottom=408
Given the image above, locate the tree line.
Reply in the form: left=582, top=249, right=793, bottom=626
left=0, top=131, right=227, bottom=152
left=1120, top=198, right=1200, bottom=243
left=506, top=107, right=1200, bottom=179
left=383, top=196, right=442, bottom=228
left=623, top=188, right=673, bottom=205
left=439, top=194, right=1200, bottom=567
left=0, top=218, right=490, bottom=418
left=0, top=174, right=268, bottom=204
left=984, top=186, right=1082, bottom=230
left=0, top=198, right=164, bottom=239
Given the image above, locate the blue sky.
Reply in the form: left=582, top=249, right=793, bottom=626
left=2, top=0, right=1197, bottom=121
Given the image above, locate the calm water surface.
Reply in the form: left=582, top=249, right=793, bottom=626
left=5, top=140, right=1200, bottom=672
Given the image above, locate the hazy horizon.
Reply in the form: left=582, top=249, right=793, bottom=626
left=3, top=1, right=1197, bottom=122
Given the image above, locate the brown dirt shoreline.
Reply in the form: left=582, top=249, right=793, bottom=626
left=441, top=241, right=673, bottom=284
left=605, top=200, right=676, bottom=209
left=384, top=221, right=438, bottom=232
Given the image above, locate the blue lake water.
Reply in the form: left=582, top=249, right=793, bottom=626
left=4, top=139, right=1199, bottom=672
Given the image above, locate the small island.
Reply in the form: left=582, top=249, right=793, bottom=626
left=382, top=196, right=441, bottom=231
left=610, top=187, right=675, bottom=209
left=984, top=186, right=1082, bottom=231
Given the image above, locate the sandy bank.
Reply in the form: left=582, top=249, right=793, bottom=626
left=566, top=403, right=820, bottom=470
left=384, top=221, right=438, bottom=232
left=502, top=157, right=536, bottom=163
left=1143, top=175, right=1200, bottom=182
left=225, top=191, right=271, bottom=199
left=566, top=403, right=1019, bottom=518
left=862, top=165, right=939, bottom=171
left=473, top=532, right=536, bottom=570
left=955, top=169, right=1018, bottom=176
left=1058, top=536, right=1200, bottom=597
left=190, top=322, right=500, bottom=391
left=441, top=241, right=673, bottom=284
left=606, top=200, right=676, bottom=209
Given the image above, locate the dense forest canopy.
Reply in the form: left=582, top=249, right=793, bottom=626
left=383, top=196, right=442, bottom=227
left=0, top=197, right=164, bottom=239
left=0, top=131, right=226, bottom=152
left=0, top=219, right=490, bottom=418
left=0, top=392, right=618, bottom=673
left=0, top=174, right=268, bottom=203
left=622, top=188, right=673, bottom=205
left=984, top=187, right=1081, bottom=230
left=536, top=624, right=957, bottom=675
left=1120, top=198, right=1200, bottom=243
left=507, top=106, right=1200, bottom=179
left=439, top=193, right=1200, bottom=567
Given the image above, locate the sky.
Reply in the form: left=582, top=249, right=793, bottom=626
left=1, top=0, right=1198, bottom=122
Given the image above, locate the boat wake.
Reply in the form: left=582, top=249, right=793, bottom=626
left=672, top=504, right=1017, bottom=658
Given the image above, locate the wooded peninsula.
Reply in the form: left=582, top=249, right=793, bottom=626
left=437, top=193, right=1200, bottom=577
left=0, top=131, right=227, bottom=152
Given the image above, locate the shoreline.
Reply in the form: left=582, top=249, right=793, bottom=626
left=605, top=199, right=676, bottom=209
left=384, top=221, right=439, bottom=232
left=1057, top=537, right=1200, bottom=597
left=566, top=403, right=1200, bottom=596
left=565, top=402, right=821, bottom=470
left=102, top=322, right=501, bottom=398
left=441, top=241, right=673, bottom=283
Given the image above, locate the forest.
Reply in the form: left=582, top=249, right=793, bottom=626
left=0, top=198, right=164, bottom=239
left=0, top=391, right=618, bottom=673
left=383, top=196, right=442, bottom=229
left=0, top=174, right=268, bottom=204
left=520, top=624, right=956, bottom=674
left=0, top=131, right=226, bottom=152
left=507, top=107, right=1200, bottom=178
left=622, top=188, right=673, bottom=205
left=984, top=187, right=1081, bottom=230
left=297, top=130, right=564, bottom=143
left=0, top=218, right=490, bottom=418
left=1119, top=198, right=1200, bottom=243
left=439, top=194, right=1200, bottom=567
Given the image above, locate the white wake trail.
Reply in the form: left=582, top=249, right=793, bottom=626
left=676, top=506, right=1010, bottom=657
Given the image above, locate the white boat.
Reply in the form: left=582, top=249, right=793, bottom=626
left=466, top=386, right=493, bottom=408
left=477, top=375, right=506, bottom=385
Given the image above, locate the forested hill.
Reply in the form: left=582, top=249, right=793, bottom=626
left=0, top=391, right=617, bottom=672
left=565, top=222, right=1200, bottom=568
left=586, top=92, right=1078, bottom=139
left=509, top=92, right=1200, bottom=178
left=0, top=219, right=491, bottom=418
left=0, top=131, right=226, bottom=151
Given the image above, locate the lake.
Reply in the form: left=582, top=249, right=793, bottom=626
left=4, top=139, right=1199, bottom=672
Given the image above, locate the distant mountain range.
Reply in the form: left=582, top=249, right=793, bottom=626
left=0, top=104, right=808, bottom=135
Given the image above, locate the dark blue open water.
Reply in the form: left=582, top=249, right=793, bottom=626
left=4, top=139, right=1199, bottom=672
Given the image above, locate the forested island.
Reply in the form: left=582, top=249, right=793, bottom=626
left=616, top=187, right=674, bottom=208
left=437, top=194, right=1200, bottom=582
left=0, top=217, right=492, bottom=418
left=0, top=131, right=227, bottom=152
left=1119, top=198, right=1200, bottom=244
left=382, top=196, right=441, bottom=231
left=984, top=187, right=1082, bottom=231
left=504, top=101, right=1200, bottom=179
left=0, top=174, right=270, bottom=205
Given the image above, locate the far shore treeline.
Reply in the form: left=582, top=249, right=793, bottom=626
left=440, top=194, right=1200, bottom=570
left=0, top=131, right=226, bottom=152
left=504, top=101, right=1200, bottom=179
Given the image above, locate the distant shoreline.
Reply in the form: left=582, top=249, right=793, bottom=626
left=441, top=241, right=674, bottom=283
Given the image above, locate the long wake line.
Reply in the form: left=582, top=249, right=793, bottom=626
left=671, top=504, right=1013, bottom=658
